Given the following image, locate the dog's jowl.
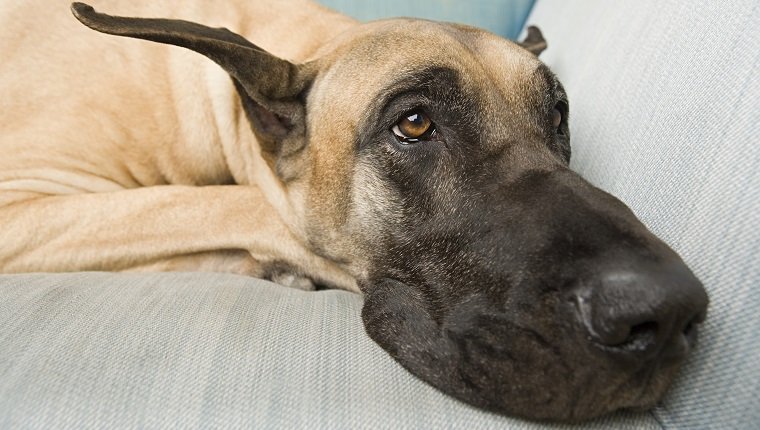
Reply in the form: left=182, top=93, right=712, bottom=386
left=0, top=1, right=708, bottom=422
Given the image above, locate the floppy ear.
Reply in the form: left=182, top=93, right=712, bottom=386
left=71, top=2, right=315, bottom=168
left=519, top=26, right=547, bottom=56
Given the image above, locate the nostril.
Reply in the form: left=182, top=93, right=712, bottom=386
left=574, top=292, right=661, bottom=353
left=682, top=311, right=705, bottom=346
left=617, top=321, right=659, bottom=352
left=574, top=261, right=708, bottom=361
left=683, top=320, right=695, bottom=337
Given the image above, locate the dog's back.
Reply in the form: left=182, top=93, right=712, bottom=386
left=0, top=0, right=353, bottom=206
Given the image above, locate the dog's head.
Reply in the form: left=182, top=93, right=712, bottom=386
left=72, top=4, right=709, bottom=422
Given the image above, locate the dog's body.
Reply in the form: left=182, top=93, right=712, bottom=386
left=0, top=0, right=709, bottom=422
left=0, top=0, right=356, bottom=288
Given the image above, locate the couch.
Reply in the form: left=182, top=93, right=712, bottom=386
left=1, top=0, right=757, bottom=428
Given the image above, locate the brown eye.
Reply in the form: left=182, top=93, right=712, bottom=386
left=392, top=111, right=434, bottom=142
left=552, top=107, right=562, bottom=129
left=552, top=102, right=568, bottom=136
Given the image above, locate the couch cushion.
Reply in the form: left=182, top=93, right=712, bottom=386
left=0, top=272, right=658, bottom=429
left=525, top=1, right=760, bottom=428
left=317, top=0, right=535, bottom=40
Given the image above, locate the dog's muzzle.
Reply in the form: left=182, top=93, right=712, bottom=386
left=361, top=168, right=709, bottom=422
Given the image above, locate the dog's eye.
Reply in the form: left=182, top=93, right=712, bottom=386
left=552, top=102, right=567, bottom=136
left=392, top=111, right=436, bottom=143
left=552, top=107, right=562, bottom=129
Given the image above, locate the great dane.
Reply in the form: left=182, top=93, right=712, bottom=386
left=0, top=0, right=708, bottom=421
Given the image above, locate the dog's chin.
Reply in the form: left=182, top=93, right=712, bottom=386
left=360, top=278, right=685, bottom=422
left=437, top=334, right=683, bottom=422
left=462, top=345, right=684, bottom=422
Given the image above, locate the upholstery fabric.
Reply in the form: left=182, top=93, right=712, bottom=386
left=526, top=0, right=760, bottom=428
left=316, top=0, right=535, bottom=40
left=0, top=273, right=658, bottom=429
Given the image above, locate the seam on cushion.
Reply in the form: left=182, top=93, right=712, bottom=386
left=650, top=409, right=666, bottom=430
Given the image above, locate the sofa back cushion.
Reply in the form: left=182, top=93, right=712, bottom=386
left=317, top=0, right=535, bottom=40
left=526, top=1, right=760, bottom=427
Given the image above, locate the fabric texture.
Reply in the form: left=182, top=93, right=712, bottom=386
left=525, top=1, right=760, bottom=428
left=0, top=273, right=658, bottom=429
left=316, top=0, right=535, bottom=40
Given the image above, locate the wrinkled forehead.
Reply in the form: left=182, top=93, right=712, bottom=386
left=309, top=19, right=548, bottom=117
left=304, top=20, right=556, bottom=229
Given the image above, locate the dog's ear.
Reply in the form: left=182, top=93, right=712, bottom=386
left=519, top=26, right=547, bottom=56
left=71, top=3, right=315, bottom=171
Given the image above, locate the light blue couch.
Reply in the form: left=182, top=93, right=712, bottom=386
left=1, top=1, right=758, bottom=428
left=318, top=0, right=535, bottom=40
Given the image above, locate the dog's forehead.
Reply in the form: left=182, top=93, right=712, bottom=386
left=309, top=19, right=547, bottom=130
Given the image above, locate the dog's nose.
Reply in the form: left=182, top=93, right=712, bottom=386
left=574, top=260, right=708, bottom=360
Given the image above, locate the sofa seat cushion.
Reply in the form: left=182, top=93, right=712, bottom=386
left=0, top=272, right=658, bottom=428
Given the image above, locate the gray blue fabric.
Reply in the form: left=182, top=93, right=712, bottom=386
left=0, top=273, right=658, bottom=429
left=316, top=0, right=535, bottom=40
left=526, top=0, right=760, bottom=428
